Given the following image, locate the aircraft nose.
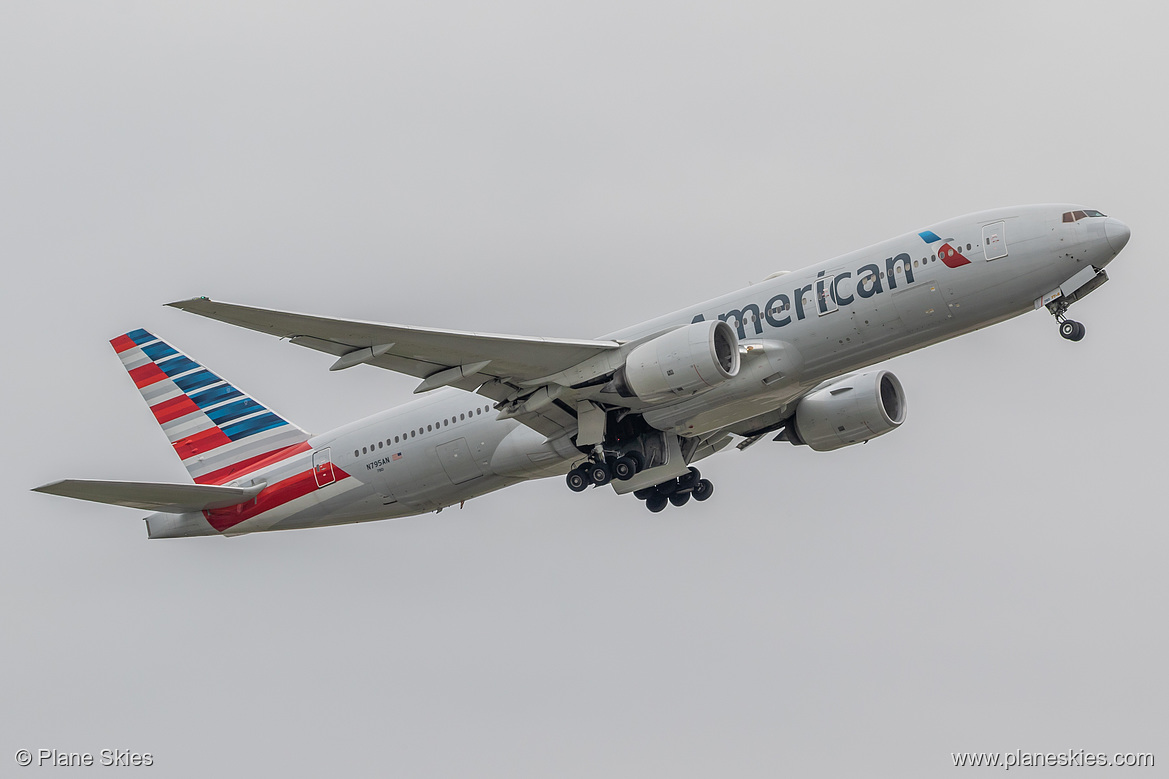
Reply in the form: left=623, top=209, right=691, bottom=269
left=1104, top=217, right=1131, bottom=253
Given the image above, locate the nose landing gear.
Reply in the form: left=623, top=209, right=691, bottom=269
left=1049, top=300, right=1086, bottom=342
left=1059, top=319, right=1086, bottom=341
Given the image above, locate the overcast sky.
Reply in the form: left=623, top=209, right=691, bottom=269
left=2, top=2, right=1166, bottom=776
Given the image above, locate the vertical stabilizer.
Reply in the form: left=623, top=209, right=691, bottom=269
left=110, top=329, right=311, bottom=484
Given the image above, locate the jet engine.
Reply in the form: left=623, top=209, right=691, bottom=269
left=614, top=320, right=741, bottom=403
left=786, top=370, right=906, bottom=452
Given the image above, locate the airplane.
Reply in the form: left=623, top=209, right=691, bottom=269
left=33, top=204, right=1130, bottom=538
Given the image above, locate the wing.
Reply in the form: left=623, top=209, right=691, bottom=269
left=33, top=479, right=266, bottom=513
left=168, top=297, right=624, bottom=437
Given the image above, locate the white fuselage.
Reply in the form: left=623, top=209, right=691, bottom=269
left=145, top=204, right=1125, bottom=537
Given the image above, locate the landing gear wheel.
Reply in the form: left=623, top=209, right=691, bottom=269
left=566, top=467, right=589, bottom=492
left=668, top=491, right=691, bottom=507
left=679, top=467, right=701, bottom=490
left=625, top=451, right=645, bottom=473
left=692, top=479, right=714, bottom=502
left=612, top=456, right=637, bottom=481
left=1060, top=320, right=1086, bottom=341
left=645, top=494, right=668, bottom=513
left=588, top=462, right=612, bottom=487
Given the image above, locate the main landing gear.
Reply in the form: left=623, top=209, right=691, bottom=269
left=565, top=450, right=645, bottom=492
left=632, top=467, right=714, bottom=513
left=565, top=455, right=715, bottom=512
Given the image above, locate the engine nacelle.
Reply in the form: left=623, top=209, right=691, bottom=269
left=787, top=370, right=906, bottom=452
left=620, top=320, right=740, bottom=403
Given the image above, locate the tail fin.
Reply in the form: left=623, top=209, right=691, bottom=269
left=110, top=328, right=312, bottom=485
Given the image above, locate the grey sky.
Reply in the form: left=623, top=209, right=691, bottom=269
left=2, top=1, right=1166, bottom=776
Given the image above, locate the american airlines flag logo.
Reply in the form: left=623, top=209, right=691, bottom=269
left=392, top=452, right=403, bottom=461
left=918, top=230, right=971, bottom=268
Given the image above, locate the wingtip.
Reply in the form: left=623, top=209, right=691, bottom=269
left=165, top=296, right=212, bottom=310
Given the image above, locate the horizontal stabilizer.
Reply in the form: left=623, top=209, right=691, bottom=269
left=33, top=479, right=266, bottom=513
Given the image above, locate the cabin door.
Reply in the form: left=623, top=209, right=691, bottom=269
left=312, top=448, right=336, bottom=487
left=983, top=221, right=1008, bottom=260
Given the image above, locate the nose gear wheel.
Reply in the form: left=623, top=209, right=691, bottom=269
left=1059, top=320, right=1086, bottom=341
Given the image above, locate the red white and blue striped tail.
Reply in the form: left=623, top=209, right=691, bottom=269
left=110, top=328, right=311, bottom=485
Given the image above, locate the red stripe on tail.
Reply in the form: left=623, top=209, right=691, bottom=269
left=129, top=363, right=167, bottom=388
left=110, top=334, right=138, bottom=354
left=173, top=427, right=232, bottom=460
left=193, top=441, right=314, bottom=485
left=151, top=395, right=201, bottom=425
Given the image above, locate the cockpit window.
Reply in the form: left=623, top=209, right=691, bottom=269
left=1063, top=209, right=1107, bottom=222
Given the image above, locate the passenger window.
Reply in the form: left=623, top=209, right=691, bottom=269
left=354, top=450, right=359, bottom=457
left=378, top=441, right=383, bottom=449
left=460, top=413, right=465, bottom=420
left=362, top=447, right=367, bottom=454
left=427, top=424, right=432, bottom=432
left=394, top=435, right=399, bottom=443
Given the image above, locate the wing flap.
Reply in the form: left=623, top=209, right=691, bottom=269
left=33, top=479, right=265, bottom=513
